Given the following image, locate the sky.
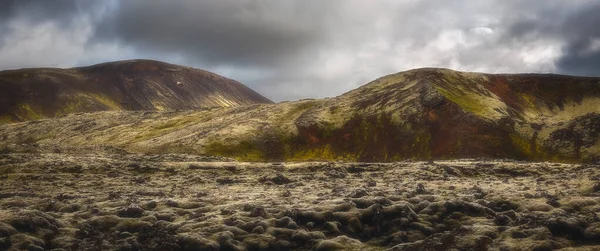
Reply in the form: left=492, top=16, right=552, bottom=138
left=0, top=0, right=599, bottom=101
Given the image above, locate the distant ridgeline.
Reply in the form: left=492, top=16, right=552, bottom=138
left=0, top=59, right=272, bottom=123
left=1, top=67, right=599, bottom=163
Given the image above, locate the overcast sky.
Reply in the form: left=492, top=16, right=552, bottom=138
left=1, top=0, right=599, bottom=101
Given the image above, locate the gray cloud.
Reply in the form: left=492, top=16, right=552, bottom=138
left=556, top=2, right=600, bottom=76
left=93, top=0, right=333, bottom=68
left=0, top=0, right=121, bottom=70
left=1, top=1, right=600, bottom=101
left=0, top=0, right=97, bottom=26
left=0, top=0, right=94, bottom=48
left=504, top=1, right=600, bottom=76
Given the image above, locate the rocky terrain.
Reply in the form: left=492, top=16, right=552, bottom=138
left=1, top=68, right=599, bottom=162
left=0, top=60, right=272, bottom=123
left=0, top=152, right=599, bottom=250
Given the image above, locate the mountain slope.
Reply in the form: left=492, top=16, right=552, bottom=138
left=1, top=68, right=599, bottom=163
left=0, top=60, right=273, bottom=123
left=320, top=68, right=600, bottom=162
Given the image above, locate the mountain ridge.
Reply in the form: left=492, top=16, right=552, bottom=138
left=0, top=59, right=273, bottom=123
left=1, top=67, right=599, bottom=163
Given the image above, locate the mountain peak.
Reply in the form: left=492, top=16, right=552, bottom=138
left=83, top=59, right=192, bottom=70
left=344, top=67, right=600, bottom=122
left=0, top=60, right=272, bottom=123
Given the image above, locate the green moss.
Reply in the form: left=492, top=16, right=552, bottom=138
left=0, top=116, right=13, bottom=124
left=411, top=131, right=432, bottom=159
left=434, top=71, right=507, bottom=120
left=442, top=70, right=461, bottom=83
left=205, top=140, right=264, bottom=162
left=286, top=144, right=358, bottom=162
left=518, top=93, right=537, bottom=110
left=509, top=131, right=555, bottom=161
left=202, top=112, right=432, bottom=162
left=38, top=132, right=56, bottom=141
left=152, top=144, right=203, bottom=155
left=153, top=120, right=181, bottom=130
left=320, top=122, right=337, bottom=139
left=329, top=106, right=339, bottom=114
left=436, top=86, right=488, bottom=117
left=16, top=104, right=43, bottom=120
left=292, top=101, right=319, bottom=113
left=56, top=97, right=85, bottom=116
left=105, top=133, right=123, bottom=142
left=91, top=94, right=121, bottom=110
left=509, top=133, right=533, bottom=158
left=277, top=101, right=319, bottom=123
left=132, top=114, right=205, bottom=142
left=287, top=144, right=332, bottom=161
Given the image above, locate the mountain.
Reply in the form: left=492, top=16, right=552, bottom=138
left=0, top=59, right=273, bottom=123
left=1, top=68, right=599, bottom=163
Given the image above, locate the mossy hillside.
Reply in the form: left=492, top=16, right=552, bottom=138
left=0, top=60, right=274, bottom=122
left=201, top=102, right=321, bottom=161
left=430, top=125, right=511, bottom=160
left=103, top=111, right=217, bottom=150
left=276, top=100, right=321, bottom=127
left=435, top=87, right=488, bottom=118
left=0, top=116, right=13, bottom=124
left=55, top=95, right=86, bottom=116
left=203, top=125, right=288, bottom=162
left=203, top=112, right=433, bottom=162
left=286, top=144, right=360, bottom=162
left=283, top=113, right=417, bottom=161
left=346, top=72, right=412, bottom=94
left=338, top=71, right=425, bottom=126
left=434, top=71, right=508, bottom=121
left=582, top=144, right=600, bottom=163
left=205, top=140, right=265, bottom=161
left=131, top=115, right=203, bottom=143
left=517, top=93, right=538, bottom=111
left=509, top=133, right=538, bottom=160
left=203, top=132, right=351, bottom=162
left=91, top=94, right=122, bottom=110
left=15, top=104, right=43, bottom=121
left=2, top=67, right=600, bottom=163
left=53, top=93, right=127, bottom=118
left=204, top=124, right=294, bottom=162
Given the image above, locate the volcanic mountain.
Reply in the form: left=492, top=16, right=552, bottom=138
left=0, top=59, right=273, bottom=122
left=1, top=68, right=600, bottom=163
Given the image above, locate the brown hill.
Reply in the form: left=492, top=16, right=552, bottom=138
left=1, top=68, right=599, bottom=163
left=0, top=59, right=273, bottom=123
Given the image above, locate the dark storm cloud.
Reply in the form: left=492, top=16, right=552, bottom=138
left=0, top=0, right=96, bottom=25
left=1, top=0, right=75, bottom=43
left=93, top=0, right=333, bottom=68
left=0, top=0, right=112, bottom=70
left=505, top=2, right=600, bottom=76
left=556, top=2, right=600, bottom=76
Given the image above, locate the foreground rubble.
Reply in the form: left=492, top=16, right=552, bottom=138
left=1, top=153, right=599, bottom=250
